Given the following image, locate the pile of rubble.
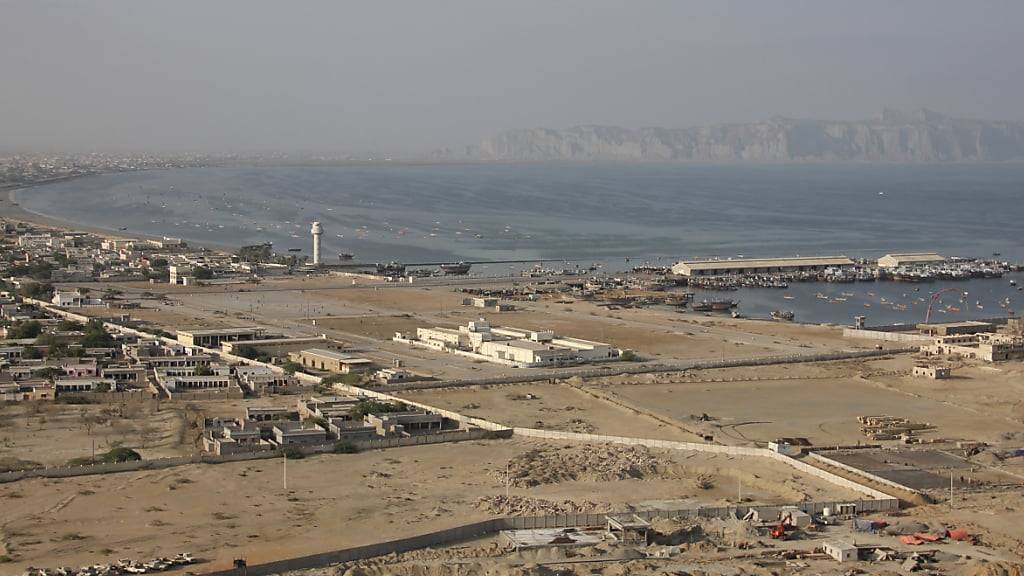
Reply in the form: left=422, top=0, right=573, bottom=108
left=500, top=444, right=666, bottom=488
left=474, top=495, right=605, bottom=516
left=23, top=553, right=194, bottom=576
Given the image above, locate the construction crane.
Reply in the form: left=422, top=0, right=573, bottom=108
left=925, top=287, right=965, bottom=323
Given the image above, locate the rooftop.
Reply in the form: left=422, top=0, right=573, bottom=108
left=675, top=256, right=854, bottom=270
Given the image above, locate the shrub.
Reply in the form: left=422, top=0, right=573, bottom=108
left=331, top=441, right=359, bottom=454
left=480, top=430, right=506, bottom=440
left=281, top=446, right=305, bottom=459
left=619, top=350, right=637, bottom=362
left=349, top=400, right=404, bottom=419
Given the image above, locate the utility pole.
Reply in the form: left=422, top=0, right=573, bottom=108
left=738, top=477, right=742, bottom=502
left=949, top=471, right=954, bottom=508
left=283, top=452, right=288, bottom=492
left=506, top=461, right=510, bottom=499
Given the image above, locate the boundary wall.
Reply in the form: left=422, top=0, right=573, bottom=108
left=200, top=497, right=894, bottom=576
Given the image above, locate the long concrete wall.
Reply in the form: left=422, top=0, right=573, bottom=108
left=843, top=328, right=931, bottom=343
left=200, top=497, right=896, bottom=576
left=376, top=347, right=918, bottom=392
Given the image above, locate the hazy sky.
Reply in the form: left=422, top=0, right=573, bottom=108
left=2, top=0, right=1022, bottom=154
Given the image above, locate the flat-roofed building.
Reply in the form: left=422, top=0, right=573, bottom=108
left=672, top=256, right=854, bottom=277
left=289, top=348, right=374, bottom=374
left=917, top=321, right=995, bottom=336
left=877, top=252, right=945, bottom=268
left=160, top=373, right=234, bottom=392
left=176, top=327, right=266, bottom=348
left=272, top=422, right=328, bottom=445
left=54, top=378, right=116, bottom=393
left=922, top=332, right=1024, bottom=362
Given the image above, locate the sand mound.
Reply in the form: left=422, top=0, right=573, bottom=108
left=501, top=444, right=667, bottom=488
left=649, top=517, right=704, bottom=545
left=957, top=560, right=1024, bottom=576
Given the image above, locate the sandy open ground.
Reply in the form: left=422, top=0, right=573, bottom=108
left=0, top=399, right=193, bottom=469
left=587, top=358, right=1024, bottom=447
left=0, top=438, right=861, bottom=572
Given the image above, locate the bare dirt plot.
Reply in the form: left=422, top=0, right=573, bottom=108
left=593, top=363, right=1024, bottom=447
left=397, top=382, right=694, bottom=441
left=310, top=315, right=454, bottom=341
left=0, top=439, right=860, bottom=573
left=869, top=359, right=1024, bottom=430
left=0, top=400, right=192, bottom=467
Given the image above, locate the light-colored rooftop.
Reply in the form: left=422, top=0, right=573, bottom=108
left=177, top=327, right=264, bottom=336
left=674, top=256, right=854, bottom=271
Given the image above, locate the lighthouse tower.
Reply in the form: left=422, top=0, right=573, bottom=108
left=310, top=221, right=323, bottom=265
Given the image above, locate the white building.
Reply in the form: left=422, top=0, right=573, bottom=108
left=406, top=319, right=620, bottom=368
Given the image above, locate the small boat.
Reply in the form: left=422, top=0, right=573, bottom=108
left=1012, top=279, right=1018, bottom=287
left=771, top=310, right=795, bottom=321
left=338, top=252, right=354, bottom=261
left=783, top=295, right=795, bottom=300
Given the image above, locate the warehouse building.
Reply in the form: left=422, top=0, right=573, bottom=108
left=672, top=256, right=854, bottom=277
left=877, top=252, right=945, bottom=268
left=289, top=348, right=374, bottom=374
left=177, top=327, right=266, bottom=348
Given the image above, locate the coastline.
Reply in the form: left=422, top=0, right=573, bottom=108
left=1, top=175, right=239, bottom=254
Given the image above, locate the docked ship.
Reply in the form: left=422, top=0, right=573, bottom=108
left=438, top=262, right=472, bottom=275
left=375, top=261, right=407, bottom=276
left=338, top=252, right=354, bottom=261
left=692, top=299, right=738, bottom=312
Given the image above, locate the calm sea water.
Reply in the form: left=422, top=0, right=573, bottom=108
left=19, top=163, right=1024, bottom=324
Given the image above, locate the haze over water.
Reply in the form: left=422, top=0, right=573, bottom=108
left=20, top=163, right=1024, bottom=263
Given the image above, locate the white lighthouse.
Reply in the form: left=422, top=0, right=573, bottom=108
left=310, top=221, right=323, bottom=265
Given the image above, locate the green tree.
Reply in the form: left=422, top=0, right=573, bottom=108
left=192, top=266, right=214, bottom=280
left=80, top=319, right=115, bottom=348
left=281, top=361, right=303, bottom=375
left=31, top=367, right=65, bottom=382
left=194, top=365, right=214, bottom=376
left=8, top=320, right=42, bottom=339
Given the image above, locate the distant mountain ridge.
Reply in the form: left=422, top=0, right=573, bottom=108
left=437, top=110, right=1024, bottom=162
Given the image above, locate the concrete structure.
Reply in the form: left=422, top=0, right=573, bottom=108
left=404, top=319, right=620, bottom=368
left=917, top=321, right=995, bottom=336
left=922, top=333, right=1024, bottom=362
left=176, top=327, right=265, bottom=348
left=311, top=221, right=323, bottom=265
left=54, top=378, right=115, bottom=393
left=912, top=365, right=951, bottom=379
left=366, top=410, right=446, bottom=436
left=299, top=395, right=363, bottom=420
left=272, top=422, right=328, bottom=445
left=822, top=540, right=858, bottom=563
left=289, top=348, right=373, bottom=374
left=374, top=368, right=420, bottom=385
left=221, top=335, right=328, bottom=356
left=877, top=253, right=945, bottom=268
left=51, top=291, right=104, bottom=308
left=672, top=256, right=854, bottom=277
left=158, top=372, right=234, bottom=392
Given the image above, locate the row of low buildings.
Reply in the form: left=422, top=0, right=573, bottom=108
left=0, top=220, right=304, bottom=288
left=202, top=395, right=469, bottom=455
left=396, top=318, right=622, bottom=368
left=921, top=332, right=1024, bottom=363
left=175, top=326, right=427, bottom=385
